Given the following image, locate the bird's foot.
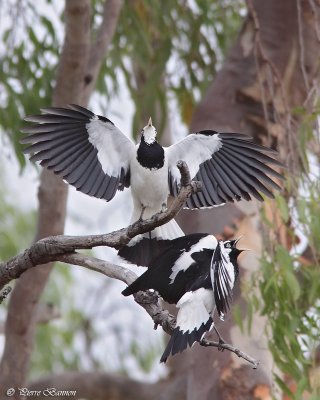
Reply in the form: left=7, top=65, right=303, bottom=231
left=138, top=206, right=146, bottom=221
left=213, top=326, right=226, bottom=351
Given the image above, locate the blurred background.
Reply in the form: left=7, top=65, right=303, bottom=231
left=0, top=1, right=319, bottom=399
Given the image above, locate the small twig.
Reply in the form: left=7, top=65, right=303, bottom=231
left=296, top=0, right=310, bottom=91
left=0, top=286, right=12, bottom=305
left=200, top=338, right=260, bottom=369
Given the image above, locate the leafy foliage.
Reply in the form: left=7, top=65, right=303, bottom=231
left=0, top=0, right=245, bottom=163
left=0, top=0, right=60, bottom=168
left=101, top=0, right=245, bottom=136
left=246, top=108, right=320, bottom=399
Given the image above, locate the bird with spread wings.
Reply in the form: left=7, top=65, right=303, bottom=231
left=21, top=105, right=284, bottom=244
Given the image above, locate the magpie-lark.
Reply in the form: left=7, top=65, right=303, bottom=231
left=121, top=234, right=244, bottom=362
left=21, top=105, right=284, bottom=242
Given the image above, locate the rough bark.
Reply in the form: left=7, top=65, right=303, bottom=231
left=0, top=0, right=122, bottom=393
left=175, top=0, right=320, bottom=399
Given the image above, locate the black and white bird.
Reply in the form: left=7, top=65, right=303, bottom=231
left=21, top=104, right=284, bottom=242
left=121, top=234, right=244, bottom=362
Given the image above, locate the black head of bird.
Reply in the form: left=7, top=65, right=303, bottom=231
left=224, top=237, right=247, bottom=260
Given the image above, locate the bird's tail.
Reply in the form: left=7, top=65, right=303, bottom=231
left=119, top=206, right=184, bottom=266
left=160, top=317, right=213, bottom=363
left=122, top=275, right=150, bottom=296
left=160, top=291, right=214, bottom=363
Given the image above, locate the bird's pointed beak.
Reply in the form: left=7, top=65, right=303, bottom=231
left=239, top=248, right=251, bottom=253
left=234, top=236, right=250, bottom=252
left=234, top=236, right=243, bottom=245
left=147, top=117, right=153, bottom=127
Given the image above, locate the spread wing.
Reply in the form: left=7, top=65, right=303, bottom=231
left=21, top=104, right=135, bottom=201
left=166, top=130, right=284, bottom=209
left=210, top=241, right=235, bottom=317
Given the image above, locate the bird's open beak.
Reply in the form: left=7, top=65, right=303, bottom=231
left=147, top=117, right=153, bottom=127
left=234, top=236, right=243, bottom=245
left=234, top=236, right=250, bottom=252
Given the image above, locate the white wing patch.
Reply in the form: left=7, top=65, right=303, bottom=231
left=87, top=117, right=134, bottom=176
left=169, top=235, right=217, bottom=283
left=166, top=133, right=222, bottom=184
left=176, top=288, right=214, bottom=333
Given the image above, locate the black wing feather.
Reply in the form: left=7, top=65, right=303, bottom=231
left=21, top=105, right=132, bottom=202
left=169, top=131, right=284, bottom=208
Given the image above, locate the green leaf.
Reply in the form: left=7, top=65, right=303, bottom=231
left=284, top=270, right=301, bottom=302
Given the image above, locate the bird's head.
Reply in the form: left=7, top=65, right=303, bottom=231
left=223, top=236, right=249, bottom=260
left=142, top=117, right=157, bottom=145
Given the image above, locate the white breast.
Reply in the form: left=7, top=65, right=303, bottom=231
left=130, top=150, right=169, bottom=217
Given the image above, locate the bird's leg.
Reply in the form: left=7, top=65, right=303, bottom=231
left=139, top=205, right=146, bottom=221
left=213, top=325, right=226, bottom=351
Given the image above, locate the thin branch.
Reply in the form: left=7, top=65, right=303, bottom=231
left=82, top=0, right=123, bottom=103
left=296, top=0, right=310, bottom=91
left=56, top=252, right=136, bottom=285
left=200, top=338, right=260, bottom=369
left=56, top=253, right=177, bottom=336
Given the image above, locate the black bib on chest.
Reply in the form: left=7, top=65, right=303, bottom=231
left=137, top=136, right=165, bottom=170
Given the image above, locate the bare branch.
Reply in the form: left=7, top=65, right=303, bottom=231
left=200, top=338, right=260, bottom=369
left=296, top=0, right=310, bottom=91
left=56, top=253, right=177, bottom=336
left=56, top=252, right=136, bottom=285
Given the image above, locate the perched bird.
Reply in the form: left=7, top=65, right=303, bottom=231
left=21, top=105, right=284, bottom=243
left=121, top=234, right=245, bottom=362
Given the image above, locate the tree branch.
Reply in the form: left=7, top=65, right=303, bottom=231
left=0, top=161, right=199, bottom=290
left=200, top=339, right=260, bottom=369
left=82, top=0, right=123, bottom=103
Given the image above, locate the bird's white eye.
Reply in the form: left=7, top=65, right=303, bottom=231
left=225, top=242, right=231, bottom=248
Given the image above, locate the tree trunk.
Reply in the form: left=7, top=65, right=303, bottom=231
left=0, top=0, right=122, bottom=392
left=174, top=0, right=319, bottom=398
